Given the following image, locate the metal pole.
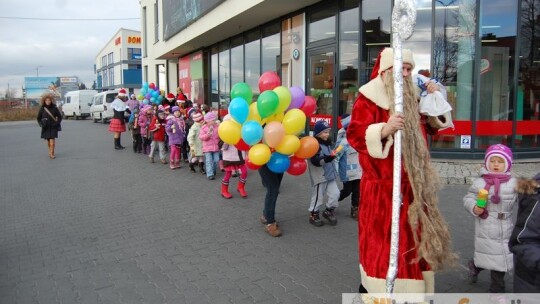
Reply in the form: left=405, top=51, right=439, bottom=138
left=386, top=0, right=416, bottom=295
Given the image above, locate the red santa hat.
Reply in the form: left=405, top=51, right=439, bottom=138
left=166, top=93, right=175, bottom=101
left=176, top=94, right=186, bottom=102
left=372, top=48, right=415, bottom=79
left=117, top=88, right=127, bottom=97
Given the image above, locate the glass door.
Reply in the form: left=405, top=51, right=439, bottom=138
left=306, top=46, right=336, bottom=133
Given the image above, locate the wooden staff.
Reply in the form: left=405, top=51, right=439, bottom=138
left=386, top=0, right=417, bottom=294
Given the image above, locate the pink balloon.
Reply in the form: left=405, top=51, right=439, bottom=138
left=263, top=121, right=285, bottom=148
left=300, top=96, right=317, bottom=116
left=258, top=71, right=281, bottom=92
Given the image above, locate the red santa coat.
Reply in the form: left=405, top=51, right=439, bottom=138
left=347, top=76, right=438, bottom=293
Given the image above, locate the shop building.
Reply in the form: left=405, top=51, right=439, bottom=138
left=94, top=28, right=143, bottom=94
left=140, top=0, right=540, bottom=159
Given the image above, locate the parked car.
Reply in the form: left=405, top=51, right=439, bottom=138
left=89, top=90, right=119, bottom=123
left=62, top=90, right=97, bottom=120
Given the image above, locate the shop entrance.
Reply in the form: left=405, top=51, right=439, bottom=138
left=306, top=46, right=337, bottom=133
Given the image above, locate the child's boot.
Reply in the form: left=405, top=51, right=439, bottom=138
left=351, top=206, right=358, bottom=220
left=309, top=211, right=324, bottom=227
left=189, top=161, right=196, bottom=173
left=468, top=259, right=480, bottom=283
left=221, top=182, right=232, bottom=199
left=237, top=179, right=247, bottom=198
left=169, top=159, right=176, bottom=169
left=175, top=160, right=181, bottom=168
left=323, top=207, right=338, bottom=226
left=199, top=162, right=206, bottom=174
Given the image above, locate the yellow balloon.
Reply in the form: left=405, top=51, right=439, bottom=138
left=282, top=109, right=306, bottom=135
left=275, top=134, right=301, bottom=155
left=218, top=120, right=241, bottom=145
left=248, top=143, right=271, bottom=165
left=273, top=86, right=292, bottom=114
left=247, top=102, right=263, bottom=124
left=265, top=112, right=284, bottom=123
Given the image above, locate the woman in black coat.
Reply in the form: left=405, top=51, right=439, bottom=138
left=36, top=92, right=62, bottom=159
left=509, top=172, right=540, bottom=292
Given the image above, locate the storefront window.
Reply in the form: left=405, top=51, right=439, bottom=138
left=360, top=0, right=391, bottom=85
left=230, top=36, right=244, bottom=88
left=219, top=42, right=230, bottom=110
left=430, top=0, right=476, bottom=150
left=210, top=47, right=219, bottom=110
left=308, top=3, right=337, bottom=43
left=262, top=22, right=281, bottom=74
left=403, top=0, right=432, bottom=74
left=475, top=0, right=518, bottom=149
left=517, top=0, right=540, bottom=149
left=338, top=1, right=359, bottom=120
left=245, top=30, right=261, bottom=96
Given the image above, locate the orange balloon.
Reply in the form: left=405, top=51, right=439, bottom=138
left=294, top=136, right=319, bottom=159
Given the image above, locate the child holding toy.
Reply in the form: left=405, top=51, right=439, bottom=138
left=463, top=144, right=518, bottom=292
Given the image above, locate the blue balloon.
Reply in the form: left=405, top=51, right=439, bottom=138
left=158, top=95, right=164, bottom=101
left=140, top=88, right=147, bottom=95
left=241, top=121, right=263, bottom=146
left=267, top=152, right=290, bottom=173
left=228, top=97, right=249, bottom=124
left=143, top=99, right=149, bottom=105
left=143, top=82, right=149, bottom=89
left=150, top=97, right=156, bottom=104
left=151, top=90, right=159, bottom=98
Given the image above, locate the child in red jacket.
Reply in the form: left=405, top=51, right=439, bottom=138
left=148, top=109, right=167, bottom=164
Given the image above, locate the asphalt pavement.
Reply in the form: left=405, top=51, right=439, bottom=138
left=0, top=119, right=515, bottom=303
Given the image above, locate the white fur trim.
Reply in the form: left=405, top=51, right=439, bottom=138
left=365, top=123, right=393, bottom=159
left=359, top=77, right=391, bottom=110
left=359, top=264, right=434, bottom=295
left=379, top=48, right=415, bottom=74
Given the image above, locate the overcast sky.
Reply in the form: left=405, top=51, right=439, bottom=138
left=0, top=0, right=141, bottom=97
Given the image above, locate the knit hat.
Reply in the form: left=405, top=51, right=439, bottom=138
left=167, top=93, right=175, bottom=101
left=130, top=94, right=136, bottom=98
left=485, top=144, right=513, bottom=173
left=162, top=104, right=170, bottom=112
left=118, top=88, right=127, bottom=97
left=192, top=112, right=203, bottom=123
left=377, top=48, right=415, bottom=75
left=313, top=120, right=331, bottom=137
left=204, top=111, right=217, bottom=122
left=340, top=114, right=351, bottom=129
left=171, top=106, right=180, bottom=113
left=157, top=109, right=165, bottom=116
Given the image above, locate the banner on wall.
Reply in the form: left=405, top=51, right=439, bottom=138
left=178, top=51, right=204, bottom=106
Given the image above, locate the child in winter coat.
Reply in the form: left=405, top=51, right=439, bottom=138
left=128, top=108, right=142, bottom=153
left=148, top=110, right=167, bottom=164
left=463, top=144, right=518, bottom=292
left=509, top=172, right=540, bottom=292
left=139, top=106, right=153, bottom=155
left=187, top=112, right=205, bottom=174
left=199, top=111, right=221, bottom=180
left=165, top=106, right=186, bottom=169
left=307, top=120, right=340, bottom=227
left=335, top=114, right=362, bottom=220
left=220, top=115, right=248, bottom=199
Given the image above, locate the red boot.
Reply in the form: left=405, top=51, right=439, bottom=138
left=221, top=183, right=232, bottom=199
left=237, top=180, right=247, bottom=198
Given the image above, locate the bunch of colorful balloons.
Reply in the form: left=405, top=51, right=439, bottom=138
left=218, top=71, right=319, bottom=175
left=137, top=82, right=164, bottom=105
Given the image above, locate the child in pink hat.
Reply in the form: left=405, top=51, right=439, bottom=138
left=463, top=144, right=518, bottom=292
left=199, top=112, right=220, bottom=180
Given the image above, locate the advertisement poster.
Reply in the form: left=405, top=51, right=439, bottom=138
left=24, top=77, right=61, bottom=99
left=163, top=0, right=225, bottom=40
left=178, top=51, right=204, bottom=106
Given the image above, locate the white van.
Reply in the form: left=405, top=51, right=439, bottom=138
left=90, top=90, right=119, bottom=123
left=63, top=90, right=97, bottom=120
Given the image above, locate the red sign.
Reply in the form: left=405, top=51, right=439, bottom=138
left=114, top=37, right=121, bottom=45
left=128, top=36, right=141, bottom=44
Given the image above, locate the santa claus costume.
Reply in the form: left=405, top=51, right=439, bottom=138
left=347, top=48, right=453, bottom=293
left=108, top=88, right=130, bottom=150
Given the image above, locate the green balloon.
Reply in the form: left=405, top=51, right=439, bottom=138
left=231, top=82, right=253, bottom=104
left=257, top=90, right=279, bottom=119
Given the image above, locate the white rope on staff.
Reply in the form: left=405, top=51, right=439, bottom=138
left=386, top=0, right=417, bottom=295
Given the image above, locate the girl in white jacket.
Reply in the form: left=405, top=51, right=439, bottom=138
left=463, top=144, right=517, bottom=292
